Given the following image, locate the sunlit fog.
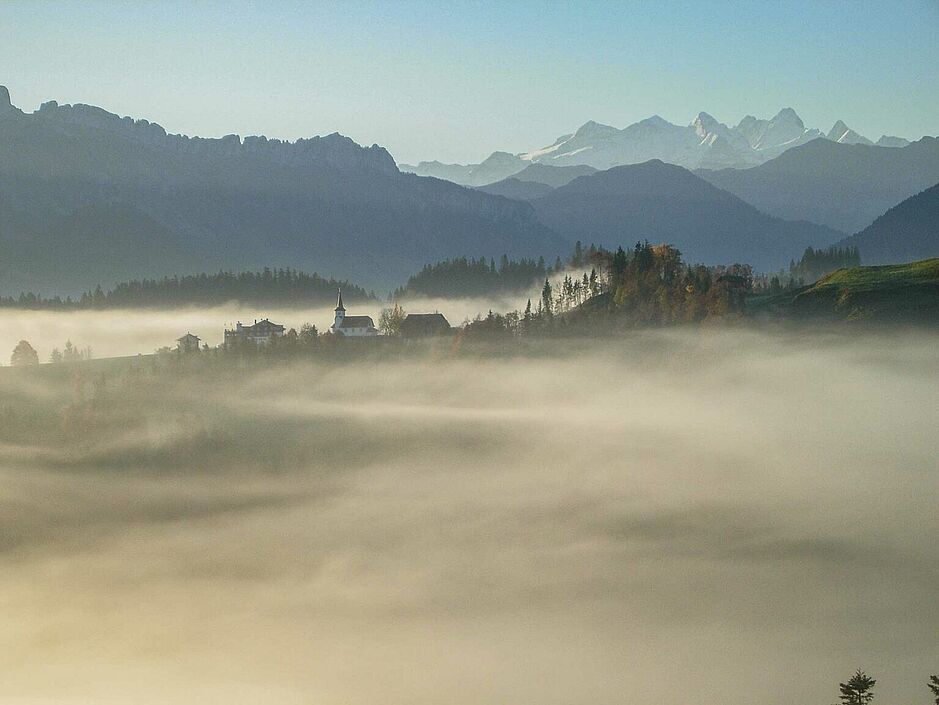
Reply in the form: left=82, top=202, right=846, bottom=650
left=1, top=328, right=936, bottom=705
left=0, top=293, right=535, bottom=360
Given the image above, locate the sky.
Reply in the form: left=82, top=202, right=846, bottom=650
left=0, top=0, right=937, bottom=164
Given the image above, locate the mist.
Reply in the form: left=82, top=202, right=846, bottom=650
left=0, top=293, right=533, bottom=360
left=1, top=328, right=937, bottom=705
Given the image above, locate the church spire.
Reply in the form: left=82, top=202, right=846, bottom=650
left=335, top=288, right=345, bottom=312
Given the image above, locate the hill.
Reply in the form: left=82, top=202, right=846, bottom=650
left=530, top=160, right=844, bottom=271
left=477, top=179, right=554, bottom=201
left=0, top=87, right=565, bottom=295
left=477, top=164, right=599, bottom=199
left=750, top=259, right=939, bottom=324
left=697, top=137, right=939, bottom=233
left=835, top=183, right=939, bottom=264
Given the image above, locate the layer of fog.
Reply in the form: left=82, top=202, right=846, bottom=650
left=0, top=328, right=936, bottom=704
left=0, top=292, right=532, bottom=360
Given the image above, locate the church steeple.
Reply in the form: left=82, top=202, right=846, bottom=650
left=332, top=289, right=345, bottom=331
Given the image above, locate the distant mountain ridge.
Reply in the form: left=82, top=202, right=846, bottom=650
left=0, top=86, right=566, bottom=295
left=835, top=183, right=939, bottom=264
left=401, top=108, right=918, bottom=186
left=697, top=137, right=939, bottom=234
left=528, top=160, right=844, bottom=271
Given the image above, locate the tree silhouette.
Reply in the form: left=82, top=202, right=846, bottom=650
left=11, top=340, right=39, bottom=366
left=928, top=674, right=939, bottom=705
left=839, top=670, right=876, bottom=705
left=378, top=303, right=407, bottom=336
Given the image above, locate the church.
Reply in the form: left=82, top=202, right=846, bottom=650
left=330, top=290, right=378, bottom=337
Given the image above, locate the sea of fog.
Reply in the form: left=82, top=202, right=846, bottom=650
left=0, top=324, right=937, bottom=705
left=0, top=294, right=533, bottom=360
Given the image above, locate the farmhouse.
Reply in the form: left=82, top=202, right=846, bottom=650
left=330, top=290, right=378, bottom=337
left=400, top=313, right=452, bottom=338
left=224, top=318, right=286, bottom=347
left=176, top=332, right=201, bottom=353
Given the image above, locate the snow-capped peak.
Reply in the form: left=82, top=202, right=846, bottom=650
left=827, top=120, right=873, bottom=146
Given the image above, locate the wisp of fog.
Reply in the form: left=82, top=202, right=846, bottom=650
left=0, top=328, right=936, bottom=705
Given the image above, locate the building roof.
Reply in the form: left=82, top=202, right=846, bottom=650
left=243, top=318, right=285, bottom=334
left=335, top=289, right=345, bottom=312
left=400, top=313, right=451, bottom=336
left=177, top=332, right=200, bottom=342
left=336, top=315, right=376, bottom=329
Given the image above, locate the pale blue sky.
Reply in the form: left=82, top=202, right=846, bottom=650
left=1, top=0, right=937, bottom=164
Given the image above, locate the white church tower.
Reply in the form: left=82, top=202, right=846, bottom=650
left=332, top=289, right=345, bottom=330
left=329, top=288, right=378, bottom=336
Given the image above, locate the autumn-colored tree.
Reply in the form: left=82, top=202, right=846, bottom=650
left=378, top=303, right=406, bottom=336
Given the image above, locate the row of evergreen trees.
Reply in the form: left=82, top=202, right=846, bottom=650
left=462, top=241, right=755, bottom=337
left=789, top=245, right=861, bottom=283
left=0, top=268, right=375, bottom=309
left=836, top=669, right=939, bottom=705
left=394, top=255, right=551, bottom=299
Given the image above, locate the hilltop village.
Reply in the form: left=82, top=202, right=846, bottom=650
left=174, top=290, right=452, bottom=353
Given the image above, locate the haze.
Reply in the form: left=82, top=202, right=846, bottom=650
left=1, top=1, right=937, bottom=163
left=1, top=328, right=936, bottom=704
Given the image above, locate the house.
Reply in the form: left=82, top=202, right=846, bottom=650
left=330, top=290, right=378, bottom=337
left=400, top=313, right=452, bottom=338
left=224, top=318, right=286, bottom=347
left=176, top=332, right=201, bottom=353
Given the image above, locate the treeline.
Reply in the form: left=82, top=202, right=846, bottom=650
left=394, top=241, right=608, bottom=299
left=463, top=241, right=754, bottom=337
left=790, top=245, right=861, bottom=283
left=393, top=255, right=550, bottom=299
left=0, top=269, right=375, bottom=309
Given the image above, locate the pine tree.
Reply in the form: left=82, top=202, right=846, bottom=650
left=839, top=670, right=876, bottom=705
left=928, top=675, right=939, bottom=705
left=541, top=279, right=553, bottom=317
left=572, top=240, right=584, bottom=268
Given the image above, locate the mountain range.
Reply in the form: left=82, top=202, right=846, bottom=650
left=401, top=108, right=915, bottom=187
left=836, top=183, right=939, bottom=264
left=697, top=136, right=939, bottom=234
left=527, top=160, right=844, bottom=271
left=0, top=86, right=565, bottom=295
left=0, top=85, right=936, bottom=296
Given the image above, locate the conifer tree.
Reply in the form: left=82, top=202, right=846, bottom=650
left=541, top=279, right=553, bottom=317
left=928, top=674, right=939, bottom=705
left=839, top=670, right=876, bottom=705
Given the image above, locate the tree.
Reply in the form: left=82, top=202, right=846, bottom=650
left=378, top=303, right=406, bottom=336
left=572, top=240, right=584, bottom=268
left=540, top=279, right=553, bottom=317
left=63, top=340, right=79, bottom=362
left=10, top=340, right=39, bottom=366
left=299, top=322, right=318, bottom=345
left=839, top=670, right=876, bottom=705
left=49, top=347, right=63, bottom=364
left=928, top=675, right=939, bottom=705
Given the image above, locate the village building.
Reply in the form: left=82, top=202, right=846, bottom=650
left=176, top=332, right=201, bottom=353
left=400, top=313, right=452, bottom=338
left=224, top=318, right=286, bottom=347
left=330, top=290, right=378, bottom=337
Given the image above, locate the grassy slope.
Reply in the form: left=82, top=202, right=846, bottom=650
left=750, top=258, right=939, bottom=323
